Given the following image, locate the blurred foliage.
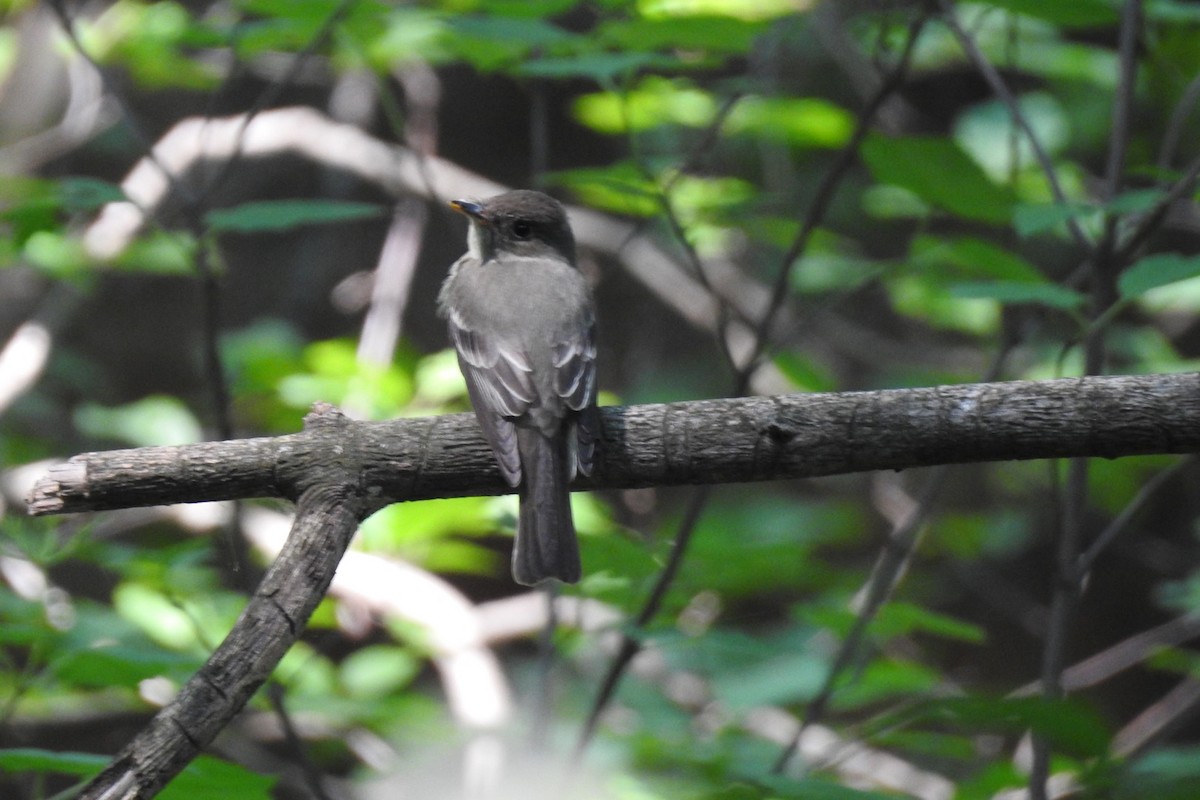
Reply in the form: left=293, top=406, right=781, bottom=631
left=2, top=0, right=1200, bottom=798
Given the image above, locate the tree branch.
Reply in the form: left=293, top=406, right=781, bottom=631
left=76, top=412, right=366, bottom=798
left=28, top=373, right=1200, bottom=518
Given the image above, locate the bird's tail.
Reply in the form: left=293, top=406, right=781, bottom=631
left=514, top=427, right=581, bottom=585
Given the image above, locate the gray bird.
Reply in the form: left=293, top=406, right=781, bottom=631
left=438, top=190, right=598, bottom=585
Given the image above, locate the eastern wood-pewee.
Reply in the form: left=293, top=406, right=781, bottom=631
left=438, top=190, right=598, bottom=585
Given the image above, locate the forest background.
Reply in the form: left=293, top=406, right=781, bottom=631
left=3, top=0, right=1200, bottom=798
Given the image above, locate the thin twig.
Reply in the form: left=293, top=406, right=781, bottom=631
left=1102, top=0, right=1141, bottom=203
left=1074, top=456, right=1191, bottom=580
left=1156, top=72, right=1200, bottom=175
left=938, top=0, right=1092, bottom=252
left=574, top=486, right=712, bottom=758
left=1030, top=4, right=1141, bottom=795
left=47, top=0, right=197, bottom=209
left=265, top=682, right=335, bottom=800
left=1115, top=151, right=1200, bottom=261
left=192, top=0, right=355, bottom=207
left=740, top=11, right=930, bottom=396
left=573, top=9, right=931, bottom=760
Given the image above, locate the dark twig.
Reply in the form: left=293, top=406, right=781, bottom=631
left=1031, top=5, right=1141, bottom=795
left=47, top=0, right=197, bottom=209
left=1074, top=456, right=1190, bottom=580
left=938, top=0, right=1092, bottom=252
left=192, top=0, right=355, bottom=206
left=1115, top=152, right=1200, bottom=262
left=1102, top=0, right=1141, bottom=204
left=573, top=486, right=712, bottom=757
left=739, top=11, right=929, bottom=396
left=773, top=341, right=1009, bottom=775
left=265, top=682, right=335, bottom=800
left=1156, top=72, right=1200, bottom=175
left=573, top=10, right=931, bottom=759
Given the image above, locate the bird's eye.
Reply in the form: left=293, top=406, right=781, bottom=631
left=511, top=220, right=532, bottom=239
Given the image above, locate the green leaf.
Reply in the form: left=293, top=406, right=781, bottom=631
left=59, top=177, right=126, bottom=212
left=53, top=642, right=202, bottom=687
left=479, top=0, right=579, bottom=15
left=773, top=352, right=836, bottom=392
left=875, top=602, right=986, bottom=644
left=74, top=395, right=202, bottom=447
left=638, top=0, right=800, bottom=21
left=22, top=231, right=91, bottom=280
left=548, top=163, right=661, bottom=216
left=725, top=96, right=854, bottom=148
left=205, top=200, right=385, bottom=233
left=1146, top=0, right=1200, bottom=22
left=574, top=77, right=717, bottom=134
left=948, top=280, right=1086, bottom=310
left=711, top=652, right=828, bottom=709
left=756, top=775, right=901, bottom=799
left=1013, top=202, right=1095, bottom=237
left=912, top=235, right=1047, bottom=282
left=158, top=755, right=276, bottom=800
left=456, top=14, right=575, bottom=45
left=917, top=696, right=1111, bottom=757
left=1107, top=188, right=1165, bottom=214
left=1118, top=253, right=1200, bottom=299
left=516, top=51, right=685, bottom=80
left=860, top=135, right=1015, bottom=225
left=339, top=645, right=420, bottom=698
left=977, top=0, right=1120, bottom=26
left=1117, top=747, right=1200, bottom=799
left=448, top=15, right=579, bottom=51
left=599, top=16, right=768, bottom=53
left=0, top=748, right=107, bottom=777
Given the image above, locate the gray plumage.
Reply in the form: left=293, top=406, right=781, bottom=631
left=437, top=190, right=597, bottom=585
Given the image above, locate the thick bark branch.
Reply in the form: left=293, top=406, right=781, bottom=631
left=79, top=486, right=364, bottom=799
left=27, top=373, right=1200, bottom=518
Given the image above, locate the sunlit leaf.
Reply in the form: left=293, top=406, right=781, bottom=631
left=773, top=352, right=837, bottom=392
left=158, top=755, right=276, bottom=800
left=954, top=93, right=1069, bottom=181
left=340, top=645, right=420, bottom=698
left=976, top=0, right=1119, bottom=26
left=74, top=395, right=202, bottom=447
left=549, top=164, right=661, bottom=216
left=0, top=749, right=106, bottom=777
left=725, top=96, right=854, bottom=148
left=861, top=135, right=1016, bottom=225
left=574, top=77, right=717, bottom=133
left=638, top=0, right=799, bottom=21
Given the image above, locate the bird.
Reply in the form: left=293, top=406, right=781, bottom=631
left=437, top=190, right=598, bottom=585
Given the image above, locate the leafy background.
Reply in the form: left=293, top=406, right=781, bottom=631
left=3, top=0, right=1200, bottom=798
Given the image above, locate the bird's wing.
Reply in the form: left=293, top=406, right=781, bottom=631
left=553, top=319, right=598, bottom=477
left=447, top=309, right=534, bottom=487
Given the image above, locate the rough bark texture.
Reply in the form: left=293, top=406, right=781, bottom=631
left=76, top=412, right=366, bottom=800
left=28, top=373, right=1200, bottom=517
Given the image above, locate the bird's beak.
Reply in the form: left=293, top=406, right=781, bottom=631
left=449, top=199, right=488, bottom=224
